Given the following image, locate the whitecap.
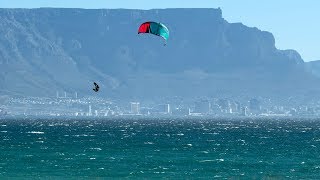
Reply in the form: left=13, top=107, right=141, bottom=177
left=74, top=134, right=88, bottom=137
left=1, top=131, right=7, bottom=133
left=144, top=142, right=154, bottom=145
left=259, top=136, right=269, bottom=139
left=199, top=160, right=215, bottom=163
left=27, top=131, right=44, bottom=134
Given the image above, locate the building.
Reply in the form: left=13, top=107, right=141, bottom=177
left=88, top=105, right=92, bottom=116
left=0, top=108, right=7, bottom=116
left=130, top=102, right=140, bottom=115
left=172, top=107, right=190, bottom=116
left=249, top=98, right=261, bottom=115
left=210, top=104, right=222, bottom=114
left=234, top=101, right=241, bottom=113
left=140, top=107, right=152, bottom=115
left=217, top=99, right=229, bottom=113
left=194, top=100, right=211, bottom=114
left=241, top=106, right=249, bottom=116
left=154, top=104, right=171, bottom=114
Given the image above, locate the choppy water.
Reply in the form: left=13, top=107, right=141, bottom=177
left=1, top=117, right=320, bottom=179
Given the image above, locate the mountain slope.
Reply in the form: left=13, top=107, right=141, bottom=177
left=0, top=8, right=318, bottom=99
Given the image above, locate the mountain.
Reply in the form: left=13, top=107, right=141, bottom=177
left=0, top=8, right=319, bottom=100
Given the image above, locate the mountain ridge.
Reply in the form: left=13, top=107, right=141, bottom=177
left=0, top=8, right=318, bottom=100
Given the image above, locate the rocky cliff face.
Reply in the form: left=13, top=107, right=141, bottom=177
left=0, top=8, right=317, bottom=99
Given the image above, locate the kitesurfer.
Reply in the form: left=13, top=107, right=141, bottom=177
left=93, top=82, right=99, bottom=92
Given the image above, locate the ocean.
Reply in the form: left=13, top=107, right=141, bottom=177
left=0, top=117, right=320, bottom=179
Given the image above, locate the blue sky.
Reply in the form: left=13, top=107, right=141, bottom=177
left=1, top=0, right=319, bottom=61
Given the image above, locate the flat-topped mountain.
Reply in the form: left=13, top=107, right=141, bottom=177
left=0, top=8, right=318, bottom=100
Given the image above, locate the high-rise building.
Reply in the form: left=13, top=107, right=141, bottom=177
left=194, top=100, right=211, bottom=114
left=241, top=106, right=248, bottom=116
left=210, top=104, right=221, bottom=114
left=249, top=98, right=261, bottom=115
left=234, top=102, right=241, bottom=113
left=249, top=99, right=261, bottom=110
left=88, top=105, right=92, bottom=116
left=154, top=104, right=171, bottom=114
left=130, top=102, right=140, bottom=115
left=217, top=99, right=229, bottom=112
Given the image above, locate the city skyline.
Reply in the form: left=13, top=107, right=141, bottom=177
left=2, top=94, right=319, bottom=118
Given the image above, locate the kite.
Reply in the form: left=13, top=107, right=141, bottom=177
left=138, top=21, right=169, bottom=45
